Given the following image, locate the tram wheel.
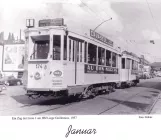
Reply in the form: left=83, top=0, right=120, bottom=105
left=82, top=85, right=96, bottom=99
left=133, top=82, right=137, bottom=86
left=116, top=83, right=121, bottom=89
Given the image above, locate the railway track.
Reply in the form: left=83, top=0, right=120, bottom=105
left=98, top=92, right=141, bottom=115
left=29, top=88, right=154, bottom=115
left=0, top=95, right=82, bottom=115
left=0, top=87, right=160, bottom=115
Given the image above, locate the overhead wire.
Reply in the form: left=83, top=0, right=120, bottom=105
left=77, top=0, right=160, bottom=61
left=77, top=0, right=119, bottom=47
left=113, top=1, right=161, bottom=62
left=78, top=0, right=104, bottom=21
left=144, top=0, right=161, bottom=61
left=145, top=0, right=161, bottom=35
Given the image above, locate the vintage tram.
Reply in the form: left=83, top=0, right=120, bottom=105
left=23, top=18, right=139, bottom=99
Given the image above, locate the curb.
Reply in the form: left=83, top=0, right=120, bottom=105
left=147, top=92, right=161, bottom=114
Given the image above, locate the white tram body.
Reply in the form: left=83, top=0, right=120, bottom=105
left=120, top=51, right=140, bottom=86
left=24, top=18, right=138, bottom=97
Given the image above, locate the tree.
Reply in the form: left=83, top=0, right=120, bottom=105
left=0, top=32, right=4, bottom=45
left=12, top=33, right=15, bottom=41
left=8, top=32, right=11, bottom=41
left=7, top=32, right=12, bottom=43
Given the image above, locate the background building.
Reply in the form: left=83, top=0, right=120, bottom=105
left=0, top=31, right=25, bottom=78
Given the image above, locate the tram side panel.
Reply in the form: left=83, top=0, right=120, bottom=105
left=63, top=62, right=85, bottom=95
left=84, top=64, right=120, bottom=85
left=63, top=62, right=86, bottom=86
left=63, top=61, right=75, bottom=86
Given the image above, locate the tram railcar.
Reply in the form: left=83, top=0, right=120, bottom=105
left=120, top=51, right=140, bottom=88
left=24, top=18, right=139, bottom=99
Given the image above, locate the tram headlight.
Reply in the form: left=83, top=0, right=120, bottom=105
left=34, top=72, right=41, bottom=80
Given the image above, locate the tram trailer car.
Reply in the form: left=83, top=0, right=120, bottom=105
left=120, top=51, right=140, bottom=88
left=24, top=18, right=138, bottom=99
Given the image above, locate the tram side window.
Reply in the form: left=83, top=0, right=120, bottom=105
left=136, top=61, right=138, bottom=70
left=132, top=60, right=134, bottom=70
left=132, top=60, right=135, bottom=70
left=126, top=58, right=130, bottom=69
left=84, top=42, right=87, bottom=63
left=112, top=52, right=117, bottom=67
left=64, top=35, right=67, bottom=60
left=77, top=42, right=79, bottom=62
left=88, top=43, right=97, bottom=64
left=122, top=58, right=125, bottom=69
left=80, top=43, right=82, bottom=62
left=53, top=35, right=61, bottom=60
left=106, top=50, right=111, bottom=66
left=73, top=41, right=75, bottom=62
left=132, top=60, right=138, bottom=70
left=98, top=47, right=105, bottom=65
left=69, top=39, right=71, bottom=61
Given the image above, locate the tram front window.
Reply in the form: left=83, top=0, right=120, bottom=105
left=53, top=35, right=61, bottom=60
left=30, top=35, right=50, bottom=60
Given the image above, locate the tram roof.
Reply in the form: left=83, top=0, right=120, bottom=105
left=122, top=51, right=140, bottom=60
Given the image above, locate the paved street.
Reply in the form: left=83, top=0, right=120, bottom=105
left=0, top=77, right=161, bottom=115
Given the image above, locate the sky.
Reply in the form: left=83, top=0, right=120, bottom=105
left=1, top=0, right=161, bottom=62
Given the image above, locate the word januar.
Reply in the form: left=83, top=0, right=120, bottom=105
left=65, top=125, right=97, bottom=138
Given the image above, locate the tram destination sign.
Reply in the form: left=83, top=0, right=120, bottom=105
left=39, top=18, right=64, bottom=27
left=90, top=29, right=113, bottom=47
left=84, top=64, right=118, bottom=74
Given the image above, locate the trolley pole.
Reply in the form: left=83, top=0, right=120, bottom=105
left=93, top=17, right=112, bottom=31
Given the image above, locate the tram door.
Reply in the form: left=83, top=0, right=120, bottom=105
left=69, top=39, right=79, bottom=85
left=68, top=37, right=84, bottom=86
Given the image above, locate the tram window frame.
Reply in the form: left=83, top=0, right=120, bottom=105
left=63, top=35, right=67, bottom=60
left=112, top=52, right=117, bottom=67
left=98, top=47, right=105, bottom=66
left=53, top=35, right=61, bottom=60
left=122, top=58, right=125, bottom=69
left=106, top=50, right=112, bottom=67
left=88, top=43, right=97, bottom=64
left=84, top=42, right=87, bottom=63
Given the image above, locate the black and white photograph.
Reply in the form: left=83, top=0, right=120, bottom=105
left=0, top=0, right=161, bottom=117
left=0, top=0, right=161, bottom=118
left=2, top=0, right=161, bottom=140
